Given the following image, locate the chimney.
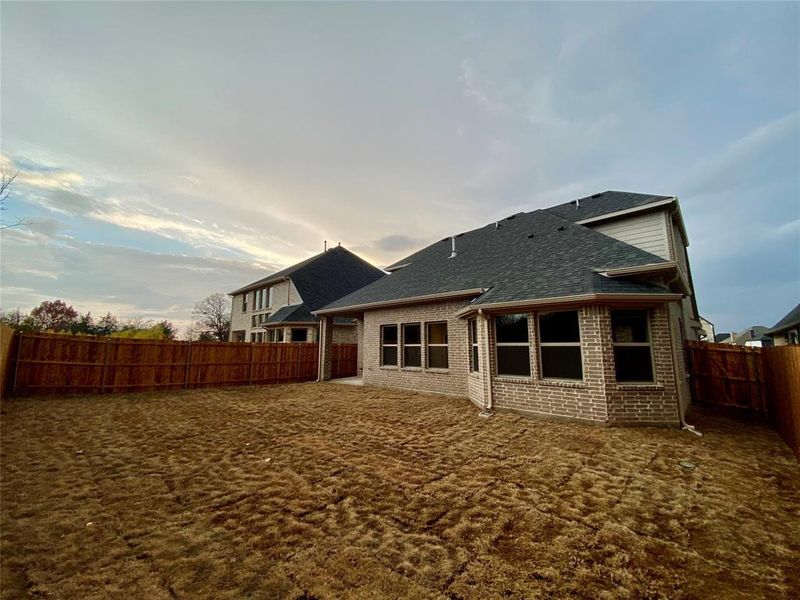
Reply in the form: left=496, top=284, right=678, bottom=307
left=448, top=235, right=457, bottom=259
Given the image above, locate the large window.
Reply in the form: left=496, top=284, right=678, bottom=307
left=612, top=311, right=654, bottom=382
left=495, top=314, right=531, bottom=376
left=381, top=325, right=398, bottom=366
left=402, top=324, right=422, bottom=367
left=469, top=319, right=479, bottom=372
left=291, top=328, right=308, bottom=342
left=254, top=289, right=261, bottom=311
left=539, top=311, right=583, bottom=380
left=242, top=293, right=248, bottom=313
left=427, top=322, right=449, bottom=369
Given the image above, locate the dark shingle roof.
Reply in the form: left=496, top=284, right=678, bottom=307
left=322, top=209, right=673, bottom=311
left=767, top=303, right=800, bottom=334
left=267, top=303, right=316, bottom=324
left=714, top=333, right=731, bottom=343
left=230, top=246, right=384, bottom=311
left=546, top=190, right=673, bottom=223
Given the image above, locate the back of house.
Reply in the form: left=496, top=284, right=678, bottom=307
left=317, top=191, right=701, bottom=427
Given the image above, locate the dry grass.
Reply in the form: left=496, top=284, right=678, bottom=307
left=1, top=383, right=799, bottom=599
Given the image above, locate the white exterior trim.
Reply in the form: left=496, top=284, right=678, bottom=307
left=315, top=287, right=487, bottom=315
left=575, top=198, right=676, bottom=226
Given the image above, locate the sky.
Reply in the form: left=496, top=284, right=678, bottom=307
left=1, top=2, right=798, bottom=334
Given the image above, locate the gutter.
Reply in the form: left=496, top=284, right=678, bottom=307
left=454, top=292, right=684, bottom=318
left=314, top=287, right=487, bottom=316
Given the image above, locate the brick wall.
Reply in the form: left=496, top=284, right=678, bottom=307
left=362, top=300, right=472, bottom=396
left=332, top=325, right=357, bottom=344
left=361, top=300, right=683, bottom=426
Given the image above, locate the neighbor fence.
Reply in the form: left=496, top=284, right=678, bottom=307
left=1, top=330, right=358, bottom=397
left=686, top=341, right=800, bottom=460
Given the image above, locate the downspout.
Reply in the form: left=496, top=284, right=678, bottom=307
left=666, top=304, right=702, bottom=436
left=478, top=309, right=494, bottom=417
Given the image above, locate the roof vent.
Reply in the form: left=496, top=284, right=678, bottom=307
left=527, top=233, right=535, bottom=239
left=574, top=198, right=580, bottom=209
left=557, top=225, right=566, bottom=231
left=495, top=221, right=500, bottom=230
left=448, top=235, right=457, bottom=259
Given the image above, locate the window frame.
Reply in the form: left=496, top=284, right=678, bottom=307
left=242, top=293, right=248, bottom=313
left=495, top=313, right=532, bottom=377
left=611, top=310, right=655, bottom=383
left=468, top=318, right=479, bottom=373
left=537, top=310, right=584, bottom=381
left=402, top=323, right=422, bottom=368
left=426, top=321, right=449, bottom=370
left=380, top=324, right=399, bottom=367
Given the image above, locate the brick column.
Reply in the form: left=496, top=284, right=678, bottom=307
left=318, top=315, right=334, bottom=381
left=356, top=318, right=364, bottom=377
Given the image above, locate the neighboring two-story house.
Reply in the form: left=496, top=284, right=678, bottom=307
left=228, top=245, right=384, bottom=344
left=316, top=191, right=702, bottom=427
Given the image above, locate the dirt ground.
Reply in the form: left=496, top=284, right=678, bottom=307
left=1, top=383, right=799, bottom=599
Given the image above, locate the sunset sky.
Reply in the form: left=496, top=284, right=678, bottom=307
left=1, top=2, right=798, bottom=333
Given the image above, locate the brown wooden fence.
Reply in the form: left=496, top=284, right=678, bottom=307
left=331, top=343, right=358, bottom=379
left=686, top=341, right=800, bottom=460
left=6, top=331, right=358, bottom=396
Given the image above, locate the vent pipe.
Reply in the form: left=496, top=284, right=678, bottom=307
left=324, top=240, right=327, bottom=251
left=575, top=198, right=581, bottom=208
left=448, top=235, right=457, bottom=259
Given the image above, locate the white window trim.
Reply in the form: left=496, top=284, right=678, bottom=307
left=380, top=325, right=399, bottom=367
left=612, top=311, right=656, bottom=383
left=426, top=322, right=449, bottom=369
left=537, top=311, right=584, bottom=382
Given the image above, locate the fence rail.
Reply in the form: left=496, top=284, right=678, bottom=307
left=6, top=331, right=358, bottom=396
left=686, top=341, right=800, bottom=460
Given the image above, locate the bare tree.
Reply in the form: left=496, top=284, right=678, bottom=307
left=0, top=166, right=25, bottom=230
left=192, top=293, right=231, bottom=341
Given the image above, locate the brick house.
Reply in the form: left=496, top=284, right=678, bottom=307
left=316, top=191, right=702, bottom=427
left=228, top=245, right=384, bottom=344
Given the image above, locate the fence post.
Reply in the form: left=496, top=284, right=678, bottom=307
left=100, top=337, right=111, bottom=394
left=248, top=343, right=255, bottom=385
left=296, top=343, right=302, bottom=380
left=12, top=331, right=23, bottom=396
left=184, top=341, right=192, bottom=389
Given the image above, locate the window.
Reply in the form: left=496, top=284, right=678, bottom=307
left=539, top=311, right=583, bottom=380
left=242, top=293, right=247, bottom=313
left=612, top=310, right=654, bottom=382
left=250, top=332, right=256, bottom=343
left=251, top=315, right=257, bottom=328
left=381, top=325, right=398, bottom=366
left=267, top=286, right=274, bottom=307
left=469, top=319, right=479, bottom=372
left=427, top=322, right=449, bottom=369
left=291, top=328, right=308, bottom=342
left=402, top=324, right=422, bottom=367
left=254, top=289, right=261, bottom=311
left=269, top=328, right=284, bottom=343
left=495, top=314, right=530, bottom=376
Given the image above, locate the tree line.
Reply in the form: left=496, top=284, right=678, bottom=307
left=0, top=293, right=231, bottom=341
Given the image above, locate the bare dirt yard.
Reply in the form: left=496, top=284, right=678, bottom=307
left=1, top=383, right=799, bottom=599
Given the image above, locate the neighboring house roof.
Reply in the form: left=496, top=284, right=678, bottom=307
left=320, top=209, right=676, bottom=313
left=266, top=303, right=354, bottom=326
left=730, top=326, right=770, bottom=345
left=546, top=191, right=674, bottom=224
left=230, top=246, right=385, bottom=311
left=766, top=303, right=800, bottom=335
left=714, top=333, right=731, bottom=343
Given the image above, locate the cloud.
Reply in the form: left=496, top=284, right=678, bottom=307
left=0, top=225, right=273, bottom=329
left=372, top=234, right=427, bottom=253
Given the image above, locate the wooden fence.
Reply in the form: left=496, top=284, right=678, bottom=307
left=5, top=331, right=358, bottom=396
left=686, top=341, right=800, bottom=460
